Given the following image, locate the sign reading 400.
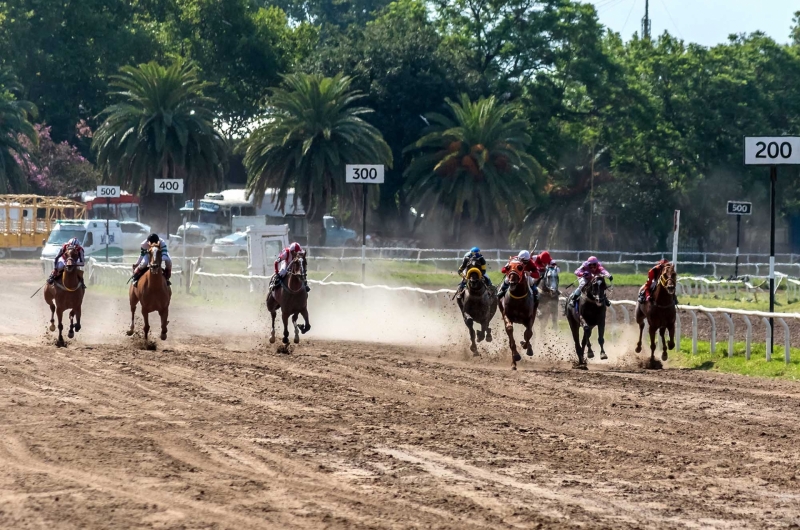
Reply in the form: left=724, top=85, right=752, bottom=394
left=346, top=164, right=384, bottom=184
left=154, top=178, right=184, bottom=194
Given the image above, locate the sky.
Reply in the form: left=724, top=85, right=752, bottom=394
left=586, top=0, right=798, bottom=47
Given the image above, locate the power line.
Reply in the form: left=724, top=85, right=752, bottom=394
left=620, top=0, right=638, bottom=35
left=658, top=0, right=684, bottom=39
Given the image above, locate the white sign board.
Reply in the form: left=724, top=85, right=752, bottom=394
left=744, top=137, right=800, bottom=165
left=97, top=185, right=120, bottom=198
left=727, top=201, right=752, bottom=215
left=154, top=178, right=184, bottom=193
left=346, top=164, right=384, bottom=184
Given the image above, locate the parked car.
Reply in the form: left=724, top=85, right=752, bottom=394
left=119, top=221, right=151, bottom=252
left=323, top=215, right=357, bottom=246
left=212, top=231, right=248, bottom=257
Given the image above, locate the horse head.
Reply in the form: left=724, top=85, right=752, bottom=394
left=660, top=263, right=677, bottom=295
left=588, top=275, right=607, bottom=306
left=285, top=253, right=305, bottom=291
left=465, top=267, right=485, bottom=292
left=543, top=265, right=559, bottom=295
left=505, top=258, right=525, bottom=287
left=148, top=243, right=162, bottom=275
left=63, top=246, right=78, bottom=272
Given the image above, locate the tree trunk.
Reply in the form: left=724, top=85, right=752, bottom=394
left=306, top=185, right=330, bottom=246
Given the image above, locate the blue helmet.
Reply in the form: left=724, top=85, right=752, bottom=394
left=67, top=237, right=81, bottom=247
left=470, top=247, right=480, bottom=254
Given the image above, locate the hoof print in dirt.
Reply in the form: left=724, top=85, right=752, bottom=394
left=276, top=344, right=292, bottom=354
left=638, top=357, right=663, bottom=370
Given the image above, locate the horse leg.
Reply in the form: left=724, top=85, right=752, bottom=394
left=269, top=310, right=277, bottom=344
left=598, top=320, right=607, bottom=360
left=142, top=311, right=150, bottom=344
left=521, top=324, right=533, bottom=357
left=582, top=326, right=594, bottom=359
left=56, top=309, right=65, bottom=347
left=660, top=327, right=668, bottom=361
left=74, top=306, right=81, bottom=333
left=503, top=316, right=521, bottom=370
left=300, top=308, right=311, bottom=334
left=568, top=313, right=585, bottom=367
left=466, top=318, right=478, bottom=355
left=667, top=321, right=676, bottom=352
left=281, top=311, right=290, bottom=345
left=127, top=300, right=137, bottom=336
left=648, top=324, right=657, bottom=362
left=635, top=318, right=644, bottom=353
left=485, top=322, right=493, bottom=343
left=292, top=314, right=300, bottom=344
left=48, top=302, right=56, bottom=332
left=159, top=308, right=168, bottom=341
left=68, top=310, right=75, bottom=339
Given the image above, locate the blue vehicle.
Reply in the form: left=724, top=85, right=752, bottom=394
left=323, top=215, right=357, bottom=247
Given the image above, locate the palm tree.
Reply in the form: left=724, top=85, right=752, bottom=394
left=0, top=69, right=37, bottom=193
left=404, top=94, right=542, bottom=243
left=239, top=73, right=392, bottom=245
left=93, top=59, right=227, bottom=203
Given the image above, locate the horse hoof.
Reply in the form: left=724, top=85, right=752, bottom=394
left=74, top=324, right=81, bottom=332
left=572, top=362, right=588, bottom=371
left=126, top=329, right=134, bottom=337
left=470, top=344, right=478, bottom=354
left=662, top=352, right=668, bottom=362
left=160, top=333, right=167, bottom=341
left=56, top=339, right=65, bottom=348
left=600, top=352, right=608, bottom=360
left=587, top=350, right=595, bottom=359
left=668, top=341, right=675, bottom=350
left=293, top=336, right=300, bottom=344
left=635, top=345, right=642, bottom=353
left=512, top=352, right=521, bottom=363
left=476, top=331, right=485, bottom=343
left=269, top=336, right=276, bottom=344
left=511, top=364, right=517, bottom=371
left=68, top=331, right=74, bottom=339
left=301, top=325, right=311, bottom=334
left=282, top=338, right=289, bottom=345
left=486, top=333, right=493, bottom=343
left=49, top=324, right=55, bottom=332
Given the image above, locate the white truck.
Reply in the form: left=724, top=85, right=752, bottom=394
left=41, top=219, right=124, bottom=274
left=246, top=224, right=290, bottom=277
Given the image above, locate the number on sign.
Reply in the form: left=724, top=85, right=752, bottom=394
left=352, top=167, right=379, bottom=180
left=755, top=141, right=792, bottom=160
left=159, top=181, right=179, bottom=191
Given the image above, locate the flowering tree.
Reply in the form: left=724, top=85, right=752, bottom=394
left=16, top=122, right=101, bottom=195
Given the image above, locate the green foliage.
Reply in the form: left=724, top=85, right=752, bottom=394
left=93, top=59, right=228, bottom=201
left=671, top=341, right=800, bottom=381
left=0, top=69, right=37, bottom=193
left=239, top=73, right=392, bottom=244
left=404, top=94, right=542, bottom=242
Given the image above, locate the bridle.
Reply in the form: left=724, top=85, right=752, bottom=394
left=583, top=275, right=606, bottom=307
left=60, top=247, right=80, bottom=292
left=283, top=254, right=305, bottom=294
left=541, top=265, right=559, bottom=296
left=505, top=259, right=529, bottom=300
left=465, top=266, right=485, bottom=293
left=148, top=243, right=163, bottom=275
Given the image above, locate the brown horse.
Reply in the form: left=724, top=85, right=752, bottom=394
left=635, top=262, right=677, bottom=363
left=498, top=258, right=538, bottom=370
left=127, top=243, right=171, bottom=343
left=267, top=254, right=310, bottom=346
left=535, top=264, right=561, bottom=331
left=456, top=266, right=498, bottom=355
left=44, top=246, right=84, bottom=347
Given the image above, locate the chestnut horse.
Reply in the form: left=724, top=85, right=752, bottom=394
left=44, top=246, right=84, bottom=346
left=498, top=258, right=538, bottom=370
left=127, top=243, right=171, bottom=342
left=635, top=262, right=677, bottom=363
left=267, top=254, right=310, bottom=346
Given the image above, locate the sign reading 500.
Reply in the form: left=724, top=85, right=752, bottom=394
left=346, top=165, right=384, bottom=184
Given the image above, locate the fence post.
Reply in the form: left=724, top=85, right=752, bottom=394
left=675, top=311, right=681, bottom=351
left=691, top=310, right=698, bottom=355
left=762, top=317, right=772, bottom=361
left=619, top=304, right=630, bottom=325
left=743, top=315, right=752, bottom=360
left=779, top=318, right=791, bottom=364
left=721, top=313, right=734, bottom=357
left=705, top=312, right=717, bottom=353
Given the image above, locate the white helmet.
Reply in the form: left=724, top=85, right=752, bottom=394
left=517, top=250, right=531, bottom=261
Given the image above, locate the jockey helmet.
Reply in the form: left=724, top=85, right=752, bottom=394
left=289, top=242, right=302, bottom=253
left=470, top=247, right=480, bottom=254
left=539, top=251, right=552, bottom=265
left=67, top=237, right=81, bottom=247
left=587, top=256, right=599, bottom=266
left=517, top=250, right=531, bottom=261
left=147, top=233, right=160, bottom=244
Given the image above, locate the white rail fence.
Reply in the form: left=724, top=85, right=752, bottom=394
left=86, top=259, right=800, bottom=365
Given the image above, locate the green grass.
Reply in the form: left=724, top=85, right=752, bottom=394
left=678, top=293, right=800, bottom=313
left=669, top=339, right=800, bottom=380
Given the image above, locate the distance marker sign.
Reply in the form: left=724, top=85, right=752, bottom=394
left=346, top=165, right=384, bottom=184
left=154, top=179, right=184, bottom=193
left=727, top=201, right=752, bottom=215
left=744, top=137, right=800, bottom=165
left=97, top=185, right=120, bottom=198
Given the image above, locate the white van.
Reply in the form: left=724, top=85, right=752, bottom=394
left=41, top=220, right=124, bottom=272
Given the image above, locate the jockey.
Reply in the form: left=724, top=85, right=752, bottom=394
left=131, top=233, right=171, bottom=286
left=638, top=259, right=676, bottom=304
left=532, top=251, right=554, bottom=279
left=570, top=256, right=612, bottom=308
left=497, top=250, right=539, bottom=298
left=273, top=242, right=310, bottom=293
left=47, top=237, right=86, bottom=288
left=457, top=247, right=492, bottom=295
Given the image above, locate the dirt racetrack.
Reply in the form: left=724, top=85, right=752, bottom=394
left=2, top=263, right=800, bottom=529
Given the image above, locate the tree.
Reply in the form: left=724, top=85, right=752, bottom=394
left=93, top=59, right=228, bottom=203
left=404, top=94, right=542, bottom=243
left=0, top=69, right=38, bottom=193
left=240, top=73, right=393, bottom=244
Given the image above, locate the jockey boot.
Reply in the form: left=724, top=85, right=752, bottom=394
left=497, top=280, right=509, bottom=298
left=47, top=269, right=58, bottom=285
left=604, top=297, right=611, bottom=307
left=484, top=275, right=493, bottom=288
left=305, top=281, right=311, bottom=293
left=165, top=269, right=172, bottom=286
left=638, top=289, right=646, bottom=304
left=132, top=268, right=145, bottom=287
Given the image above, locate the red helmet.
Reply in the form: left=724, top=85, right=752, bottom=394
left=289, top=242, right=302, bottom=253
left=540, top=251, right=552, bottom=265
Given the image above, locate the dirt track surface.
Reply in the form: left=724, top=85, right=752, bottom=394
left=3, top=264, right=800, bottom=528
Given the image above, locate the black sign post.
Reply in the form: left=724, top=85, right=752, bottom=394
left=726, top=201, right=752, bottom=278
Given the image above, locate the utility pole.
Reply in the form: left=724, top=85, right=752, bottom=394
left=641, top=0, right=651, bottom=40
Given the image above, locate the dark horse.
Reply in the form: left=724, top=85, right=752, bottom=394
left=457, top=265, right=498, bottom=355
left=44, top=246, right=84, bottom=347
left=536, top=264, right=560, bottom=330
left=565, top=275, right=608, bottom=368
left=498, top=258, right=538, bottom=370
left=267, top=254, right=310, bottom=346
left=127, top=243, right=171, bottom=343
left=635, top=262, right=677, bottom=363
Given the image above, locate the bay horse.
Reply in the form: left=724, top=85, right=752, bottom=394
left=127, top=243, right=171, bottom=343
left=267, top=254, right=310, bottom=346
left=44, top=246, right=84, bottom=347
left=565, top=275, right=609, bottom=368
left=456, top=265, right=497, bottom=355
left=498, top=258, right=538, bottom=370
left=536, top=264, right=560, bottom=331
left=635, top=262, right=677, bottom=363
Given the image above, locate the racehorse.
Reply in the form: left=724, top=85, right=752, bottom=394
left=536, top=264, right=560, bottom=330
left=44, top=246, right=84, bottom=346
left=565, top=275, right=609, bottom=368
left=635, top=262, right=677, bottom=363
left=267, top=254, right=310, bottom=346
left=127, top=243, right=171, bottom=343
left=456, top=265, right=497, bottom=355
left=498, top=258, right=538, bottom=370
